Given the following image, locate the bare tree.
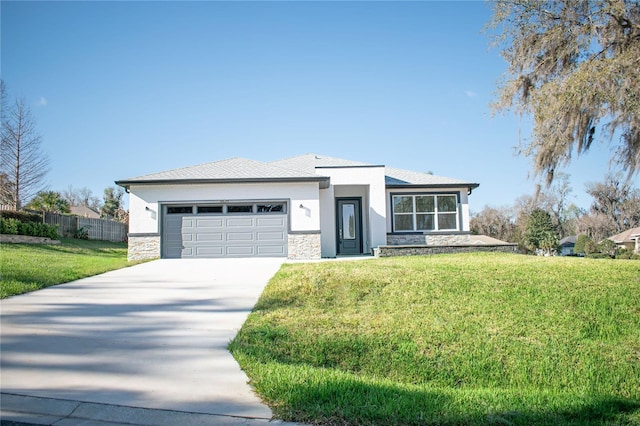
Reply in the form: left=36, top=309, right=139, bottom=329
left=62, top=185, right=101, bottom=211
left=470, top=206, right=519, bottom=243
left=1, top=97, right=50, bottom=209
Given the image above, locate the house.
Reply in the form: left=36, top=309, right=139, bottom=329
left=69, top=205, right=101, bottom=219
left=115, top=154, right=480, bottom=260
left=608, top=227, right=640, bottom=254
left=558, top=235, right=577, bottom=256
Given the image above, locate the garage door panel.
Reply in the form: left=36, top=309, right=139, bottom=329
left=196, top=218, right=224, bottom=228
left=256, top=217, right=285, bottom=227
left=257, top=245, right=286, bottom=255
left=164, top=246, right=182, bottom=258
left=227, top=218, right=254, bottom=227
left=226, top=246, right=255, bottom=255
left=196, top=246, right=224, bottom=256
left=227, top=232, right=254, bottom=241
left=163, top=204, right=288, bottom=258
left=196, top=232, right=223, bottom=242
left=257, top=231, right=285, bottom=241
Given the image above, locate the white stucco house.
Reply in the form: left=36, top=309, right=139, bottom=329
left=116, top=154, right=480, bottom=260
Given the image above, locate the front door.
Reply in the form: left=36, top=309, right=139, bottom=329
left=337, top=198, right=362, bottom=255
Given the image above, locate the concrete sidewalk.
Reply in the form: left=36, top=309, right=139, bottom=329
left=0, top=393, right=301, bottom=425
left=0, top=259, right=288, bottom=425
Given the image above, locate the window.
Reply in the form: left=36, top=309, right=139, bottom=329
left=167, top=206, right=193, bottom=214
left=165, top=202, right=287, bottom=216
left=197, top=205, right=223, bottom=214
left=257, top=203, right=285, bottom=213
left=227, top=205, right=253, bottom=213
left=392, top=194, right=459, bottom=231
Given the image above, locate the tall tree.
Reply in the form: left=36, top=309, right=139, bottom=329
left=523, top=208, right=559, bottom=254
left=488, top=0, right=640, bottom=184
left=101, top=186, right=124, bottom=219
left=579, top=173, right=640, bottom=238
left=1, top=96, right=50, bottom=209
left=25, top=190, right=70, bottom=214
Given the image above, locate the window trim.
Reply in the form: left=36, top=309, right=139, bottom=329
left=163, top=201, right=288, bottom=216
left=391, top=193, right=460, bottom=232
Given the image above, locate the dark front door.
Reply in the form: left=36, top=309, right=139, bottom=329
left=337, top=198, right=362, bottom=255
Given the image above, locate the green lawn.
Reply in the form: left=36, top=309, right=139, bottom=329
left=1, top=238, right=135, bottom=298
left=230, top=253, right=640, bottom=426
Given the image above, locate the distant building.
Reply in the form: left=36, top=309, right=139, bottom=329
left=558, top=235, right=577, bottom=256
left=70, top=205, right=100, bottom=219
left=608, top=227, right=640, bottom=254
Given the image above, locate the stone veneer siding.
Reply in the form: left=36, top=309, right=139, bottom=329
left=128, top=234, right=160, bottom=261
left=288, top=232, right=321, bottom=260
left=387, top=233, right=471, bottom=246
left=374, top=244, right=518, bottom=257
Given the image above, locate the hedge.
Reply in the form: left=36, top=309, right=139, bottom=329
left=0, top=217, right=58, bottom=240
left=0, top=210, right=42, bottom=223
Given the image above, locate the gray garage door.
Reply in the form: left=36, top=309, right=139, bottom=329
left=162, top=203, right=288, bottom=258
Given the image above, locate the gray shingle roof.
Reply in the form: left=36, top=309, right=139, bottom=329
left=116, top=154, right=479, bottom=189
left=559, top=235, right=577, bottom=246
left=385, top=166, right=478, bottom=187
left=269, top=153, right=375, bottom=174
left=116, top=157, right=326, bottom=188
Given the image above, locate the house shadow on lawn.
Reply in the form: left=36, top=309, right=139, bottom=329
left=232, top=320, right=640, bottom=426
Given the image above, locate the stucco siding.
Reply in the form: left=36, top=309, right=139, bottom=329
left=316, top=166, right=387, bottom=256
left=128, top=182, right=321, bottom=235
left=319, top=186, right=336, bottom=257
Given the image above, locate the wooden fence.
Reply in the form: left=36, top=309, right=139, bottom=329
left=22, top=210, right=128, bottom=242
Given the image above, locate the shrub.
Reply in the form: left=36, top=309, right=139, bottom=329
left=0, top=217, right=58, bottom=239
left=574, top=234, right=590, bottom=254
left=74, top=226, right=90, bottom=240
left=586, top=252, right=610, bottom=259
left=0, top=210, right=42, bottom=223
left=597, top=239, right=618, bottom=258
left=0, top=218, right=20, bottom=235
left=616, top=249, right=640, bottom=260
left=23, top=222, right=59, bottom=239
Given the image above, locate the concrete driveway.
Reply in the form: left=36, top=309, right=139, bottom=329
left=0, top=258, right=285, bottom=423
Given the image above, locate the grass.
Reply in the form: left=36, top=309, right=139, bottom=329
left=1, top=238, right=135, bottom=298
left=230, top=253, right=640, bottom=425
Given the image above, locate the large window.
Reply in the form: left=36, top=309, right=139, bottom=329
left=392, top=194, right=459, bottom=231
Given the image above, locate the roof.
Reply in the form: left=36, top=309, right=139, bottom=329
left=385, top=166, right=479, bottom=188
left=69, top=205, right=100, bottom=218
left=608, top=227, right=640, bottom=243
left=271, top=154, right=478, bottom=188
left=116, top=157, right=329, bottom=189
left=469, top=235, right=515, bottom=245
left=116, top=153, right=479, bottom=190
left=559, top=235, right=577, bottom=246
left=270, top=153, right=375, bottom=173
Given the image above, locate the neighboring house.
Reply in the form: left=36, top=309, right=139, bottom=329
left=608, top=227, right=640, bottom=254
left=116, top=154, right=479, bottom=260
left=69, top=205, right=101, bottom=219
left=558, top=235, right=577, bottom=256
left=469, top=235, right=514, bottom=246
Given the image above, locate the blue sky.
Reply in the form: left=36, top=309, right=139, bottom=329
left=1, top=1, right=616, bottom=211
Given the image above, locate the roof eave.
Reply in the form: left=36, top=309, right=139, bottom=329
left=116, top=176, right=330, bottom=190
left=386, top=183, right=480, bottom=190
